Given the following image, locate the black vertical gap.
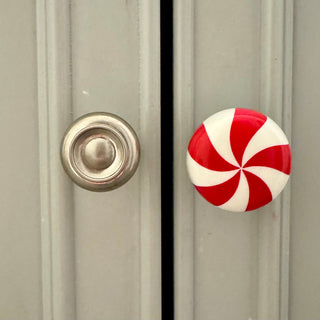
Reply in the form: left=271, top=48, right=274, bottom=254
left=160, top=0, right=174, bottom=320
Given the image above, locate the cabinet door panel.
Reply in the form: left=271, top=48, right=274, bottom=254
left=0, top=1, right=161, bottom=319
left=174, top=0, right=319, bottom=319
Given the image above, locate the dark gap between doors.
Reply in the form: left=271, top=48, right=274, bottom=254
left=160, top=0, right=174, bottom=319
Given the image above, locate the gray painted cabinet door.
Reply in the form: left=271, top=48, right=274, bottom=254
left=1, top=1, right=320, bottom=320
left=174, top=0, right=320, bottom=320
left=0, top=1, right=160, bottom=319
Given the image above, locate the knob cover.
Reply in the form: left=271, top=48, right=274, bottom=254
left=187, top=108, right=291, bottom=212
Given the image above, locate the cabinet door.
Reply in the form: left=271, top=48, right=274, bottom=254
left=174, top=0, right=320, bottom=319
left=0, top=1, right=161, bottom=319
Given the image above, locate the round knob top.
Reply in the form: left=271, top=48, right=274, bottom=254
left=187, top=108, right=291, bottom=212
left=82, top=137, right=116, bottom=170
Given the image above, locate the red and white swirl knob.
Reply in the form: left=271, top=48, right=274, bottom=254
left=187, top=108, right=291, bottom=212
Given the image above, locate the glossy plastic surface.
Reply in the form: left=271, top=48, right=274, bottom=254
left=187, top=108, right=291, bottom=212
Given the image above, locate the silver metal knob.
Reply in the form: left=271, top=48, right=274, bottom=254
left=61, top=112, right=140, bottom=191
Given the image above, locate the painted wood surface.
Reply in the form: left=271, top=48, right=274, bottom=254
left=174, top=0, right=296, bottom=319
left=0, top=0, right=161, bottom=319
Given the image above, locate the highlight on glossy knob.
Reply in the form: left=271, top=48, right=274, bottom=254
left=61, top=112, right=140, bottom=191
left=186, top=108, right=291, bottom=212
left=82, top=137, right=116, bottom=170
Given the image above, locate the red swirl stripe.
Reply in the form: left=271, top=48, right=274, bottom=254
left=243, top=170, right=273, bottom=211
left=188, top=124, right=239, bottom=171
left=230, top=109, right=267, bottom=166
left=195, top=171, right=241, bottom=206
left=243, top=144, right=291, bottom=174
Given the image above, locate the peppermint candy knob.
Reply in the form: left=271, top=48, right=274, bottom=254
left=187, top=108, right=291, bottom=212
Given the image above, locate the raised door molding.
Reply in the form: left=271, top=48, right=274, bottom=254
left=36, top=1, right=75, bottom=318
left=258, top=0, right=293, bottom=319
left=174, top=0, right=195, bottom=319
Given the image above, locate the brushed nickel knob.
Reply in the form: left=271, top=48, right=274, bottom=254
left=61, top=112, right=140, bottom=191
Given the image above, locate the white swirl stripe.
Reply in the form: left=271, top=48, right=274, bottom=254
left=204, top=108, right=239, bottom=167
left=186, top=152, right=239, bottom=187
